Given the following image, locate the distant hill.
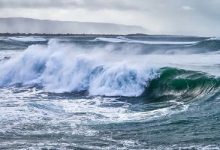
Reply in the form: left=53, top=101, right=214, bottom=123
left=0, top=18, right=147, bottom=34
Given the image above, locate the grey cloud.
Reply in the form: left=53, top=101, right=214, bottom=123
left=0, top=0, right=148, bottom=11
left=0, top=0, right=220, bottom=36
left=0, top=0, right=91, bottom=9
left=0, top=0, right=217, bottom=14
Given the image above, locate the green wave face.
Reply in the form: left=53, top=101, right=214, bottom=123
left=144, top=68, right=220, bottom=101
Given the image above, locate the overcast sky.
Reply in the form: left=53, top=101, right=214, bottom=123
left=0, top=0, right=220, bottom=36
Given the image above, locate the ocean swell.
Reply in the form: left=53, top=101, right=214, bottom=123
left=93, top=36, right=199, bottom=45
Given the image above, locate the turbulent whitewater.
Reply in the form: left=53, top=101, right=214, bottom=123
left=0, top=34, right=220, bottom=149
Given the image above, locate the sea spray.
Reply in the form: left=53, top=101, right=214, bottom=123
left=0, top=39, right=159, bottom=96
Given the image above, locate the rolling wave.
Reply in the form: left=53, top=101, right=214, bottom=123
left=0, top=39, right=219, bottom=99
left=92, top=36, right=220, bottom=53
left=0, top=36, right=48, bottom=50
left=144, top=67, right=220, bottom=100
left=93, top=36, right=199, bottom=45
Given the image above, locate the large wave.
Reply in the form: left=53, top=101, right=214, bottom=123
left=0, top=40, right=159, bottom=96
left=0, top=39, right=219, bottom=98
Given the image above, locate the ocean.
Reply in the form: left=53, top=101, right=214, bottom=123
left=0, top=34, right=220, bottom=149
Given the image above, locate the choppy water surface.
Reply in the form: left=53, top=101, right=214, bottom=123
left=0, top=35, right=220, bottom=149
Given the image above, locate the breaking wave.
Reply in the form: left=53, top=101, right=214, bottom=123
left=0, top=40, right=159, bottom=96
left=0, top=39, right=219, bottom=98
